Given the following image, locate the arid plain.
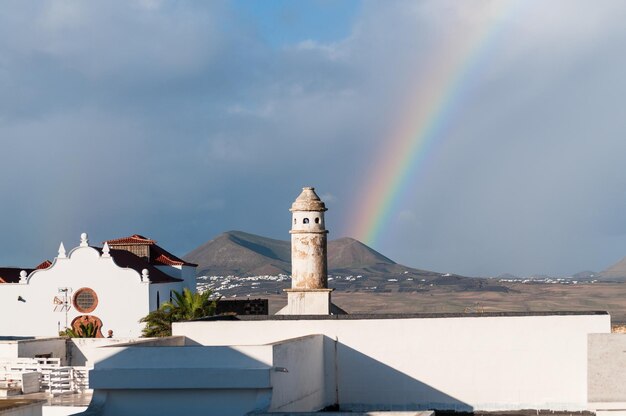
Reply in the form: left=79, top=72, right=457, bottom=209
left=188, top=231, right=626, bottom=326
left=264, top=282, right=626, bottom=324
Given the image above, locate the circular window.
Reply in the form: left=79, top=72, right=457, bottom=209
left=73, top=288, right=98, bottom=313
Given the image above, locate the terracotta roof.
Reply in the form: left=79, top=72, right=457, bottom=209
left=103, top=234, right=196, bottom=267
left=36, top=260, right=52, bottom=270
left=104, top=234, right=156, bottom=245
left=96, top=248, right=183, bottom=284
left=150, top=245, right=197, bottom=267
left=153, top=253, right=184, bottom=266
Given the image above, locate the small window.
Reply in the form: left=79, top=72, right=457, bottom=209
left=303, top=218, right=309, bottom=224
left=170, top=290, right=173, bottom=302
left=294, top=218, right=296, bottom=224
left=157, top=291, right=160, bottom=308
left=315, top=217, right=320, bottom=224
left=73, top=288, right=98, bottom=313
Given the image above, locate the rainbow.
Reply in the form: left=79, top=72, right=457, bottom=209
left=345, top=1, right=522, bottom=246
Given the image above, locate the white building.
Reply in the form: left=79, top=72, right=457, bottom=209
left=0, top=233, right=196, bottom=338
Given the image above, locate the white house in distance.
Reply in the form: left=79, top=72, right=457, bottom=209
left=0, top=233, right=196, bottom=338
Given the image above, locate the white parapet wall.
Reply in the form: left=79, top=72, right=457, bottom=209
left=0, top=338, right=67, bottom=366
left=174, top=311, right=610, bottom=412
left=269, top=335, right=325, bottom=412
left=83, top=335, right=325, bottom=416
left=588, top=333, right=626, bottom=416
left=68, top=337, right=185, bottom=367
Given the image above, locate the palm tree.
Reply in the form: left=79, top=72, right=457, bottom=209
left=140, top=307, right=174, bottom=338
left=140, top=288, right=218, bottom=337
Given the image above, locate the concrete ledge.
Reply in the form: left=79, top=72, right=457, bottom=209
left=589, top=401, right=626, bottom=415
left=589, top=402, right=626, bottom=410
left=251, top=412, right=434, bottom=416
left=89, top=368, right=271, bottom=389
left=197, top=311, right=609, bottom=321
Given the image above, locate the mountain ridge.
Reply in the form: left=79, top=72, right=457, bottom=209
left=600, top=255, right=626, bottom=281
left=184, top=230, right=291, bottom=277
left=185, top=231, right=514, bottom=297
left=184, top=230, right=405, bottom=277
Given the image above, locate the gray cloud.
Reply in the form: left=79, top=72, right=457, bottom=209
left=1, top=0, right=626, bottom=277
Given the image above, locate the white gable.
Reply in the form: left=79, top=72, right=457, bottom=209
left=0, top=233, right=186, bottom=338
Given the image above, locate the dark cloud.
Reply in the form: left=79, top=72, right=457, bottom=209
left=1, top=0, right=626, bottom=277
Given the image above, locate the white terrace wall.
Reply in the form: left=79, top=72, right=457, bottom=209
left=69, top=337, right=184, bottom=367
left=0, top=338, right=67, bottom=365
left=148, top=281, right=181, bottom=312
left=0, top=342, right=18, bottom=359
left=84, top=335, right=325, bottom=416
left=174, top=312, right=611, bottom=412
left=17, top=338, right=67, bottom=365
left=154, top=265, right=197, bottom=292
left=269, top=335, right=325, bottom=412
left=0, top=337, right=185, bottom=368
left=588, top=333, right=626, bottom=415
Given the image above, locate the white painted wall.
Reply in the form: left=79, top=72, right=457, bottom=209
left=1, top=337, right=186, bottom=369
left=0, top=338, right=67, bottom=365
left=0, top=342, right=18, bottom=358
left=86, top=389, right=272, bottom=416
left=84, top=335, right=325, bottom=416
left=174, top=313, right=610, bottom=411
left=0, top=238, right=186, bottom=338
left=87, top=344, right=274, bottom=416
left=41, top=405, right=87, bottom=416
left=148, top=281, right=181, bottom=311
left=17, top=338, right=67, bottom=365
left=180, top=266, right=197, bottom=292
left=270, top=335, right=325, bottom=412
left=73, top=336, right=187, bottom=368
left=588, top=333, right=626, bottom=413
left=155, top=265, right=196, bottom=292
left=68, top=338, right=181, bottom=367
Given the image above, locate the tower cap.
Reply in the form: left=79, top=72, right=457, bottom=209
left=290, top=187, right=327, bottom=212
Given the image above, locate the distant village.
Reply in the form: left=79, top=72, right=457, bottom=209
left=199, top=272, right=598, bottom=299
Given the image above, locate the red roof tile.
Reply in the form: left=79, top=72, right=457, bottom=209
left=104, top=234, right=156, bottom=245
left=104, top=234, right=196, bottom=267
left=150, top=245, right=197, bottom=267
left=153, top=253, right=185, bottom=266
left=95, top=248, right=183, bottom=284
left=36, top=260, right=52, bottom=270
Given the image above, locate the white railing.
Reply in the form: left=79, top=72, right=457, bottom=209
left=0, top=358, right=90, bottom=394
left=71, top=366, right=90, bottom=392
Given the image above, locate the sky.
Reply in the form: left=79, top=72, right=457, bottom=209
left=2, top=0, right=626, bottom=277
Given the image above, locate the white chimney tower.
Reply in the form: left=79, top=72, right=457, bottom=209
left=278, top=187, right=343, bottom=315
